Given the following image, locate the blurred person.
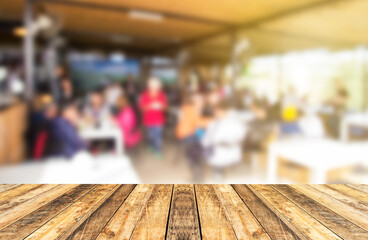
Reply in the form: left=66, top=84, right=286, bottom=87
left=330, top=78, right=349, bottom=110
left=26, top=94, right=53, bottom=158
left=123, top=74, right=140, bottom=106
left=195, top=88, right=220, bottom=139
left=176, top=92, right=201, bottom=142
left=54, top=64, right=68, bottom=102
left=123, top=74, right=141, bottom=124
left=201, top=100, right=247, bottom=172
left=324, top=78, right=350, bottom=138
left=243, top=98, right=276, bottom=153
left=114, top=94, right=141, bottom=148
left=84, top=90, right=111, bottom=127
left=280, top=86, right=302, bottom=135
left=48, top=103, right=87, bottom=158
left=34, top=103, right=58, bottom=159
left=177, top=91, right=212, bottom=181
left=59, top=77, right=74, bottom=104
left=139, top=77, right=167, bottom=157
left=104, top=82, right=123, bottom=112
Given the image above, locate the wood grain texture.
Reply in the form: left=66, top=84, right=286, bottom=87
left=251, top=185, right=342, bottom=240
left=292, top=184, right=368, bottom=231
left=322, top=184, right=368, bottom=206
left=311, top=185, right=368, bottom=211
left=349, top=184, right=368, bottom=194
left=0, top=184, right=367, bottom=239
left=67, top=184, right=136, bottom=240
left=166, top=184, right=201, bottom=240
left=0, top=184, right=18, bottom=194
left=130, top=185, right=173, bottom=240
left=25, top=184, right=119, bottom=240
left=232, top=184, right=302, bottom=240
left=214, top=184, right=270, bottom=240
left=272, top=184, right=368, bottom=240
left=337, top=185, right=368, bottom=200
left=95, top=184, right=155, bottom=239
left=0, top=184, right=41, bottom=204
left=0, top=184, right=95, bottom=240
left=0, top=184, right=77, bottom=230
left=196, top=185, right=237, bottom=240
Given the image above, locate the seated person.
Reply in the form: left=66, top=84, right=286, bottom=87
left=280, top=105, right=301, bottom=135
left=33, top=103, right=58, bottom=159
left=176, top=92, right=201, bottom=142
left=114, top=94, right=141, bottom=148
left=201, top=101, right=247, bottom=169
left=48, top=103, right=87, bottom=158
left=84, top=90, right=111, bottom=127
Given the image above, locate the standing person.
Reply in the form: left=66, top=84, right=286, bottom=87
left=325, top=78, right=349, bottom=138
left=123, top=74, right=141, bottom=124
left=123, top=74, right=140, bottom=106
left=114, top=94, right=141, bottom=148
left=139, top=77, right=167, bottom=157
left=59, top=77, right=74, bottom=104
left=104, top=82, right=123, bottom=113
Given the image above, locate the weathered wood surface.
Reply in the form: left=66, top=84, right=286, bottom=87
left=0, top=184, right=366, bottom=239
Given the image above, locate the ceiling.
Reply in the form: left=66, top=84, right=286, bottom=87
left=0, top=0, right=367, bottom=63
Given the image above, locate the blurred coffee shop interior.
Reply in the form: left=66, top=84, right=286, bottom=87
left=1, top=0, right=368, bottom=184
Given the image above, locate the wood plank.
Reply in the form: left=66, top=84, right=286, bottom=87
left=213, top=184, right=270, bottom=240
left=166, top=184, right=201, bottom=240
left=0, top=185, right=18, bottom=194
left=0, top=184, right=96, bottom=240
left=0, top=184, right=41, bottom=204
left=0, top=184, right=77, bottom=230
left=25, top=184, right=119, bottom=240
left=326, top=184, right=368, bottom=203
left=130, top=185, right=173, bottom=240
left=95, top=184, right=155, bottom=239
left=0, top=185, right=60, bottom=214
left=310, top=185, right=368, bottom=213
left=291, top=185, right=368, bottom=232
left=250, top=185, right=342, bottom=240
left=67, top=184, right=136, bottom=240
left=232, top=185, right=302, bottom=240
left=272, top=185, right=368, bottom=240
left=348, top=184, right=368, bottom=194
left=195, top=185, right=237, bottom=240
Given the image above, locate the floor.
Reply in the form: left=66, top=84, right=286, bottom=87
left=0, top=184, right=367, bottom=239
left=129, top=140, right=267, bottom=184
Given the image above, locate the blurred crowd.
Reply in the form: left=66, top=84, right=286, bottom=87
left=23, top=61, right=358, bottom=181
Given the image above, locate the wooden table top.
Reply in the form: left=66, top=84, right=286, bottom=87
left=0, top=184, right=367, bottom=239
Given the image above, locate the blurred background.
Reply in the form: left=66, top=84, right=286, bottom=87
left=1, top=0, right=368, bottom=184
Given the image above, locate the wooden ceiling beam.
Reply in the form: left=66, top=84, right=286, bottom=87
left=34, top=0, right=232, bottom=27
left=160, top=0, right=348, bottom=52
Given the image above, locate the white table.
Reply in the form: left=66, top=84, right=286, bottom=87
left=340, top=113, right=368, bottom=141
left=0, top=153, right=140, bottom=184
left=267, top=138, right=368, bottom=183
left=80, top=127, right=124, bottom=156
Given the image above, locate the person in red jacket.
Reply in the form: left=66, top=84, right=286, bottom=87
left=139, top=77, right=167, bottom=156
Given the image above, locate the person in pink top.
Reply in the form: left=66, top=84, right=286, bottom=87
left=114, top=94, right=141, bottom=148
left=139, top=77, right=167, bottom=155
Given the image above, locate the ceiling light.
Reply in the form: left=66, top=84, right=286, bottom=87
left=128, top=10, right=163, bottom=22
